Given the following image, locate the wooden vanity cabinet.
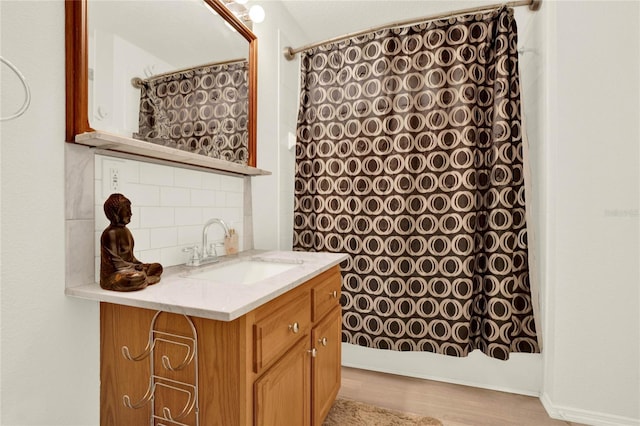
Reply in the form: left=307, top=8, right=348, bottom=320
left=100, top=265, right=342, bottom=426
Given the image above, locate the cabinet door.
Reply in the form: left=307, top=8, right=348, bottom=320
left=311, top=306, right=342, bottom=426
left=254, top=336, right=311, bottom=426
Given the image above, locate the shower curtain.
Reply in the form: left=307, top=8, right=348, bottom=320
left=293, top=7, right=539, bottom=360
left=135, top=60, right=249, bottom=164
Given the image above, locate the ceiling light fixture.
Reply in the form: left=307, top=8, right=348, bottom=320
left=248, top=5, right=265, bottom=23
left=219, top=0, right=265, bottom=25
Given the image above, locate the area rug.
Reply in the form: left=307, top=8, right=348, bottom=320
left=323, top=398, right=443, bottom=425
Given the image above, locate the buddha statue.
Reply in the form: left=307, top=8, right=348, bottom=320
left=100, top=193, right=163, bottom=291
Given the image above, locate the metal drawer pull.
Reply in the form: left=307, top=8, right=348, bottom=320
left=318, top=337, right=328, bottom=346
left=330, top=290, right=338, bottom=298
left=288, top=322, right=300, bottom=333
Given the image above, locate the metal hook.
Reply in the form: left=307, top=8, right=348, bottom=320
left=154, top=379, right=197, bottom=421
left=159, top=338, right=195, bottom=371
left=123, top=381, right=155, bottom=409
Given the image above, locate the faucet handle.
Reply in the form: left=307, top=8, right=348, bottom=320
left=207, top=242, right=225, bottom=258
left=183, top=245, right=201, bottom=265
left=213, top=242, right=226, bottom=257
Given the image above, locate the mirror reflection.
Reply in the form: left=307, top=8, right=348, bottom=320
left=88, top=0, right=250, bottom=163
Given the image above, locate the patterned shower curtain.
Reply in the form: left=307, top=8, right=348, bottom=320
left=135, top=60, right=249, bottom=164
left=293, top=7, right=539, bottom=360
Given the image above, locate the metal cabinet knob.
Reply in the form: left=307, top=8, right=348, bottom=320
left=318, top=337, right=328, bottom=346
left=330, top=290, right=338, bottom=298
left=308, top=348, right=317, bottom=357
left=289, top=322, right=300, bottom=333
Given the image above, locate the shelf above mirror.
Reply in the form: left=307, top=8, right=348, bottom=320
left=76, top=131, right=270, bottom=176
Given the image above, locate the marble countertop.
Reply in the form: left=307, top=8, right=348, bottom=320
left=65, top=250, right=348, bottom=321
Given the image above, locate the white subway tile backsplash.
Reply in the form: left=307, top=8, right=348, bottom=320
left=201, top=207, right=223, bottom=220
left=95, top=180, right=105, bottom=206
left=126, top=183, right=161, bottom=206
left=161, top=187, right=191, bottom=206
left=220, top=175, right=244, bottom=192
left=124, top=161, right=140, bottom=184
left=175, top=207, right=203, bottom=226
left=131, top=228, right=150, bottom=251
left=175, top=168, right=203, bottom=189
left=160, top=246, right=189, bottom=267
left=202, top=226, right=228, bottom=245
left=178, top=225, right=202, bottom=246
left=140, top=206, right=174, bottom=228
left=226, top=192, right=243, bottom=208
left=94, top=155, right=102, bottom=176
left=202, top=207, right=241, bottom=223
left=202, top=172, right=221, bottom=190
left=150, top=227, right=178, bottom=249
left=93, top=155, right=249, bottom=271
left=215, top=191, right=227, bottom=206
left=129, top=206, right=141, bottom=229
left=140, top=162, right=174, bottom=186
left=136, top=248, right=162, bottom=264
left=190, top=189, right=219, bottom=207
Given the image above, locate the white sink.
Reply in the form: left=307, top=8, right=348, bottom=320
left=184, top=259, right=301, bottom=285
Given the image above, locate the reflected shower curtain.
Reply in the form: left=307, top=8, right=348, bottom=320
left=135, top=60, right=249, bottom=164
left=293, top=7, right=539, bottom=360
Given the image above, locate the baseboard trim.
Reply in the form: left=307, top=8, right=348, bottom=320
left=540, top=393, right=640, bottom=426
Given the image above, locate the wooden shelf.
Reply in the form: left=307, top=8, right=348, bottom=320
left=75, top=131, right=271, bottom=176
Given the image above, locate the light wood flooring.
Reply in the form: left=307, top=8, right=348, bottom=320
left=338, top=367, right=582, bottom=426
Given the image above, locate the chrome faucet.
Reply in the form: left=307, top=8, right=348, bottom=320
left=183, top=218, right=231, bottom=267
left=202, top=218, right=230, bottom=260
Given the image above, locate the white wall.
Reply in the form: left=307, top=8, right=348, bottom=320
left=541, top=1, right=639, bottom=424
left=252, top=0, right=307, bottom=250
left=1, top=1, right=100, bottom=424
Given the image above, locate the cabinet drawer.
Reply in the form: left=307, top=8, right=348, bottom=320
left=253, top=290, right=311, bottom=373
left=311, top=267, right=341, bottom=322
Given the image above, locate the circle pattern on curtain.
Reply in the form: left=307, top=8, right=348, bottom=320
left=293, top=7, right=539, bottom=360
left=135, top=61, right=249, bottom=164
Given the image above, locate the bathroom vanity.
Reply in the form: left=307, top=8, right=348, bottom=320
left=68, top=250, right=346, bottom=426
left=62, top=0, right=344, bottom=422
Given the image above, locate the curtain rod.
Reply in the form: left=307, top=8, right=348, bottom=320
left=131, top=57, right=247, bottom=88
left=283, top=0, right=541, bottom=60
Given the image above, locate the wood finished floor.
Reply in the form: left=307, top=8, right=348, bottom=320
left=337, top=367, right=582, bottom=426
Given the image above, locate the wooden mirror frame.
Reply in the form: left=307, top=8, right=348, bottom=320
left=65, top=0, right=258, bottom=167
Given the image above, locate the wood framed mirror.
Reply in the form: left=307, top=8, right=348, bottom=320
left=65, top=0, right=258, bottom=168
